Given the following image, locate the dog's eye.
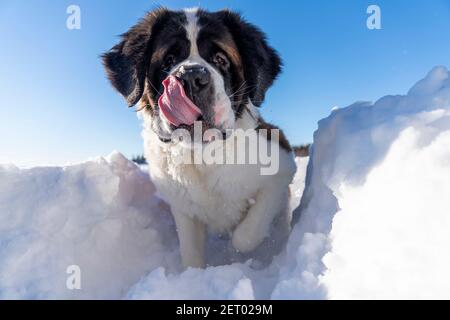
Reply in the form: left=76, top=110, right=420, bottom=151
left=213, top=52, right=229, bottom=68
left=163, top=55, right=176, bottom=70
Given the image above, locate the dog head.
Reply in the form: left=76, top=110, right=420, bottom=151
left=102, top=7, right=281, bottom=142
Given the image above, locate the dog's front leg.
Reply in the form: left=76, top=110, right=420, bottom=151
left=232, top=185, right=289, bottom=253
left=173, top=212, right=206, bottom=269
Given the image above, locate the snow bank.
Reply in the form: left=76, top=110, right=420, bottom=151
left=1, top=66, right=449, bottom=299
left=0, top=152, right=179, bottom=299
left=273, top=66, right=450, bottom=299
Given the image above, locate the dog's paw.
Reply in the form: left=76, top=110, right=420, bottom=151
left=232, top=221, right=265, bottom=253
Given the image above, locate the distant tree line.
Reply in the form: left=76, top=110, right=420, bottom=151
left=292, top=144, right=310, bottom=157
left=131, top=155, right=147, bottom=165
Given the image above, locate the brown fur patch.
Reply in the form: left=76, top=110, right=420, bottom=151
left=215, top=39, right=244, bottom=79
left=150, top=46, right=168, bottom=64
left=256, top=121, right=292, bottom=152
left=139, top=93, right=155, bottom=114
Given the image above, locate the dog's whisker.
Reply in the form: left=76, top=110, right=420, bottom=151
left=148, top=81, right=163, bottom=96
left=228, top=88, right=257, bottom=99
left=228, top=86, right=258, bottom=99
left=230, top=83, right=257, bottom=92
left=228, top=81, right=248, bottom=97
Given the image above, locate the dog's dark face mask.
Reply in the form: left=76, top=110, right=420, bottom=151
left=102, top=8, right=281, bottom=143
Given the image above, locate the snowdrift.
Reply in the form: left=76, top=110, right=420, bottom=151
left=0, top=152, right=180, bottom=299
left=279, top=66, right=450, bottom=299
left=1, top=66, right=449, bottom=299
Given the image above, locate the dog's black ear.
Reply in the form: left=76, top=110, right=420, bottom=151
left=217, top=10, right=282, bottom=106
left=102, top=7, right=169, bottom=107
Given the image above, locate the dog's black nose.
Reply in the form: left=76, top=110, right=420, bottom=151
left=176, top=65, right=211, bottom=96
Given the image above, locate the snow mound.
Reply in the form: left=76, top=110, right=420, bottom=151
left=1, top=66, right=449, bottom=299
left=274, top=66, right=450, bottom=299
left=0, top=152, right=179, bottom=299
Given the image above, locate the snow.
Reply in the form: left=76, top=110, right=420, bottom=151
left=0, top=152, right=179, bottom=299
left=1, top=66, right=449, bottom=299
left=273, top=66, right=450, bottom=299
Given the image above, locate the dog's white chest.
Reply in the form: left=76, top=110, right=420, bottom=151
left=146, top=141, right=260, bottom=232
left=159, top=161, right=256, bottom=232
left=185, top=165, right=256, bottom=231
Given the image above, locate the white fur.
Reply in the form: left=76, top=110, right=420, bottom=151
left=141, top=11, right=296, bottom=268
left=141, top=105, right=296, bottom=268
left=184, top=8, right=200, bottom=56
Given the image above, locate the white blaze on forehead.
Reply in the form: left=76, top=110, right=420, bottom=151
left=184, top=8, right=200, bottom=55
left=166, top=7, right=236, bottom=131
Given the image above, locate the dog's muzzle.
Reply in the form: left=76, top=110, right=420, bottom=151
left=174, top=64, right=212, bottom=106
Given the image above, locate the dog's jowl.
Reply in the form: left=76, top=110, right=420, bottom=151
left=103, top=7, right=296, bottom=268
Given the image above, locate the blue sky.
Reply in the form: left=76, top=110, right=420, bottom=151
left=0, top=0, right=449, bottom=166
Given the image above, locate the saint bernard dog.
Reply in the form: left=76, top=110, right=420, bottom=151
left=102, top=7, right=296, bottom=268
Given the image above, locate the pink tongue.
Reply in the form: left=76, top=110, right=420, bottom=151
left=158, top=75, right=202, bottom=126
